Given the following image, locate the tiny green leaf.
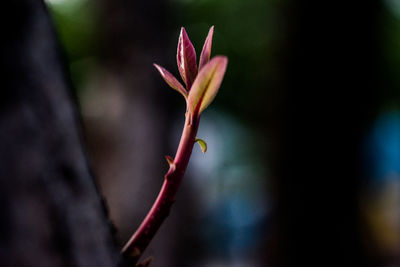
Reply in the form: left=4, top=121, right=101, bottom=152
left=154, top=64, right=188, bottom=98
left=188, top=56, right=228, bottom=115
left=195, top=138, right=207, bottom=154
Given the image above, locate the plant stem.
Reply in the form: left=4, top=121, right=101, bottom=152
left=121, top=112, right=199, bottom=264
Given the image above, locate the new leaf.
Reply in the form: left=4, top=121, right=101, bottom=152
left=177, top=27, right=198, bottom=90
left=154, top=64, right=188, bottom=98
left=187, top=56, right=228, bottom=115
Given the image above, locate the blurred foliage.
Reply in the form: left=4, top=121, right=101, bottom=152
left=45, top=0, right=98, bottom=90
left=382, top=0, right=400, bottom=107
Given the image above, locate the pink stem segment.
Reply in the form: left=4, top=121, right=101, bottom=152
left=121, top=112, right=200, bottom=264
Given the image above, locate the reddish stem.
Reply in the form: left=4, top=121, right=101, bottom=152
left=121, top=112, right=199, bottom=264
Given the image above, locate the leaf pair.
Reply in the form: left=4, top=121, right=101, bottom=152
left=154, top=26, right=227, bottom=116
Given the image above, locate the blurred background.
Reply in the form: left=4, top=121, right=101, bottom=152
left=44, top=0, right=400, bottom=266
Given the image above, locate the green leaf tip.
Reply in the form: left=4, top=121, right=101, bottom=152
left=195, top=138, right=207, bottom=154
left=187, top=56, right=228, bottom=115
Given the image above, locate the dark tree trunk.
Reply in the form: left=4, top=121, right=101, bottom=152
left=0, top=1, right=121, bottom=266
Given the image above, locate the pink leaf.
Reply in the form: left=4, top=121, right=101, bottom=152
left=177, top=27, right=198, bottom=90
left=187, top=56, right=228, bottom=115
left=199, top=26, right=214, bottom=70
left=154, top=64, right=188, bottom=98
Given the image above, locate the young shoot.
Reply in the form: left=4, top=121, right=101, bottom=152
left=122, top=26, right=228, bottom=266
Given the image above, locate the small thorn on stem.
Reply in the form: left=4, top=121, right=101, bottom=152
left=135, top=257, right=153, bottom=267
left=165, top=155, right=174, bottom=166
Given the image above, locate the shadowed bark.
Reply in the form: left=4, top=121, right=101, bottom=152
left=0, top=1, right=122, bottom=266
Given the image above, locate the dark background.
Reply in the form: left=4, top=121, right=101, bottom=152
left=3, top=0, right=399, bottom=266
